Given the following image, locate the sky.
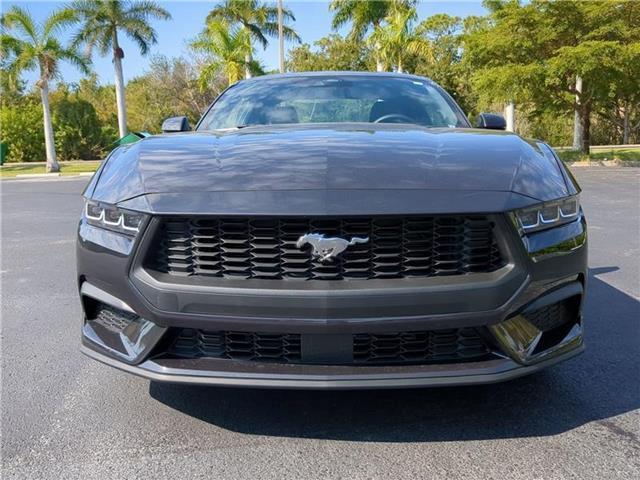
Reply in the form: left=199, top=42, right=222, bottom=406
left=4, top=0, right=488, bottom=87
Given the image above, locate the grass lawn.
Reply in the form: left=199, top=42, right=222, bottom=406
left=557, top=147, right=640, bottom=163
left=0, top=161, right=101, bottom=178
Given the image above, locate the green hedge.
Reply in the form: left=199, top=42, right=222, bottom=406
left=0, top=95, right=114, bottom=163
left=0, top=101, right=45, bottom=163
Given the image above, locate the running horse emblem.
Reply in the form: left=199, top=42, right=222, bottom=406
left=296, top=233, right=370, bottom=263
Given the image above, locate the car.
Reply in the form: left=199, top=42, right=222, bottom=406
left=77, top=72, right=587, bottom=389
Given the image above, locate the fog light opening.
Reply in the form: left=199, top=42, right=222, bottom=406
left=527, top=295, right=581, bottom=355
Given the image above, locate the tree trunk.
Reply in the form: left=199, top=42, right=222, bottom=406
left=40, top=79, right=59, bottom=173
left=505, top=101, right=515, bottom=132
left=112, top=32, right=128, bottom=138
left=622, top=103, right=630, bottom=144
left=373, top=23, right=384, bottom=72
left=572, top=75, right=585, bottom=152
left=277, top=0, right=285, bottom=73
left=581, top=102, right=591, bottom=154
left=245, top=52, right=253, bottom=79
left=397, top=55, right=403, bottom=73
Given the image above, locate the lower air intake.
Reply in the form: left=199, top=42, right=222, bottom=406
left=165, top=328, right=491, bottom=366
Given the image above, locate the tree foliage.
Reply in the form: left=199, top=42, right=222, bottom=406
left=191, top=20, right=259, bottom=85
left=126, top=55, right=221, bottom=132
left=0, top=100, right=45, bottom=162
left=0, top=5, right=90, bottom=170
left=286, top=34, right=374, bottom=72
left=464, top=0, right=640, bottom=149
left=70, top=0, right=171, bottom=58
left=2, top=0, right=639, bottom=164
left=368, top=4, right=432, bottom=73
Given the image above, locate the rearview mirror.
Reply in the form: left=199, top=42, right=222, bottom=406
left=162, top=116, right=191, bottom=133
left=476, top=113, right=506, bottom=130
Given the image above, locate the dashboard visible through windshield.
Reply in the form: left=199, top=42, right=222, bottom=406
left=197, top=75, right=469, bottom=131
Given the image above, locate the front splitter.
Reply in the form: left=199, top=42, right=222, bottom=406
left=81, top=342, right=584, bottom=390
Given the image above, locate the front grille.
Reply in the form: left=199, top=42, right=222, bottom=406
left=146, top=215, right=505, bottom=281
left=165, top=328, right=490, bottom=366
left=169, top=329, right=302, bottom=363
left=353, top=329, right=490, bottom=364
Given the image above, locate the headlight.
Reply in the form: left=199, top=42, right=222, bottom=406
left=84, top=200, right=146, bottom=236
left=514, top=196, right=580, bottom=233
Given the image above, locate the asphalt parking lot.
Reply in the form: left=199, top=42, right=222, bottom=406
left=1, top=168, right=639, bottom=479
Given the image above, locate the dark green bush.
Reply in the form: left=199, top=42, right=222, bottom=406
left=0, top=101, right=45, bottom=163
left=52, top=96, right=106, bottom=160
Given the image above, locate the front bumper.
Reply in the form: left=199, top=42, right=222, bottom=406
left=81, top=340, right=584, bottom=389
left=77, top=213, right=587, bottom=389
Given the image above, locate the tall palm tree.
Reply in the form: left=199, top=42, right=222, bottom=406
left=70, top=0, right=171, bottom=138
left=330, top=0, right=416, bottom=71
left=1, top=6, right=90, bottom=172
left=207, top=0, right=300, bottom=79
left=369, top=5, right=432, bottom=73
left=191, top=20, right=253, bottom=86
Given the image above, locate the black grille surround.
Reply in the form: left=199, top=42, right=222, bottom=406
left=145, top=215, right=505, bottom=281
left=165, top=328, right=492, bottom=366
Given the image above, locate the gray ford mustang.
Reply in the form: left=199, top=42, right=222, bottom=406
left=77, top=72, right=587, bottom=389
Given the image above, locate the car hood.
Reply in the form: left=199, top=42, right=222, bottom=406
left=88, top=124, right=572, bottom=214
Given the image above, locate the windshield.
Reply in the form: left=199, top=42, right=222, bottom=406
left=197, top=76, right=469, bottom=131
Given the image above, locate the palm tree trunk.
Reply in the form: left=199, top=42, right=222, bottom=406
left=40, top=79, right=59, bottom=173
left=277, top=0, right=285, bottom=73
left=505, top=102, right=515, bottom=132
left=572, top=75, right=584, bottom=152
left=112, top=32, right=128, bottom=138
left=374, top=21, right=384, bottom=72
left=244, top=52, right=253, bottom=79
left=397, top=55, right=403, bottom=73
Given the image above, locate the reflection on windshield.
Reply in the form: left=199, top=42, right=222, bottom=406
left=198, top=76, right=467, bottom=131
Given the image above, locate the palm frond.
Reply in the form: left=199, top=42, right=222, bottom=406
left=1, top=6, right=39, bottom=42
left=43, top=7, right=78, bottom=37
left=126, top=1, right=171, bottom=21
left=58, top=46, right=92, bottom=75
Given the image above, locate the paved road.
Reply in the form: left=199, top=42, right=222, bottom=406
left=2, top=169, right=639, bottom=479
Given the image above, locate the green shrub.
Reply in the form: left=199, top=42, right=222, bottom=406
left=52, top=96, right=106, bottom=160
left=0, top=101, right=45, bottom=162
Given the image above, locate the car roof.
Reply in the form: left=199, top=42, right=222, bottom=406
left=237, top=71, right=435, bottom=84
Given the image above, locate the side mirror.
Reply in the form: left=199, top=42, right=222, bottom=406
left=161, top=116, right=190, bottom=133
left=476, top=113, right=506, bottom=130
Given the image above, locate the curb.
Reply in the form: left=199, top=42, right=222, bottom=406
left=15, top=173, right=61, bottom=178
left=566, top=160, right=640, bottom=168
left=4, top=173, right=95, bottom=180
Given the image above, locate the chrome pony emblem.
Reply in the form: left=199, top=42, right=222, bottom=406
left=296, top=233, right=369, bottom=263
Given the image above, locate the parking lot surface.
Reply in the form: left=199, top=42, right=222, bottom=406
left=1, top=168, right=639, bottom=479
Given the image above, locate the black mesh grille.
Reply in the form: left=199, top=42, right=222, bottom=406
left=169, top=329, right=302, bottom=363
left=92, top=302, right=138, bottom=333
left=353, top=328, right=490, bottom=364
left=166, top=328, right=490, bottom=366
left=524, top=296, right=580, bottom=332
left=146, top=216, right=505, bottom=281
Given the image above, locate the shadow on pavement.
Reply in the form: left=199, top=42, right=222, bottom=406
left=150, top=267, right=640, bottom=442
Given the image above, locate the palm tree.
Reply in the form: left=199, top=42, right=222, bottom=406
left=1, top=6, right=90, bottom=172
left=330, top=0, right=416, bottom=71
left=70, top=0, right=171, bottom=138
left=191, top=20, right=254, bottom=86
left=369, top=5, right=432, bottom=73
left=207, top=0, right=300, bottom=79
